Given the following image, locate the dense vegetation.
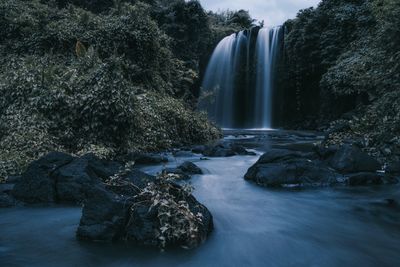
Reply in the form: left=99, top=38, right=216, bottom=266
left=281, top=0, right=400, bottom=161
left=0, top=0, right=253, bottom=179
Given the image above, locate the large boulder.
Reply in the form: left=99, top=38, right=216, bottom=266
left=329, top=145, right=381, bottom=173
left=163, top=162, right=203, bottom=180
left=12, top=153, right=122, bottom=204
left=12, top=152, right=74, bottom=203
left=77, top=185, right=127, bottom=242
left=178, top=161, right=203, bottom=175
left=53, top=155, right=104, bottom=203
left=245, top=149, right=341, bottom=187
left=77, top=179, right=213, bottom=248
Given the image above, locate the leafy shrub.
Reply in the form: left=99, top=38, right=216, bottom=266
left=0, top=0, right=221, bottom=179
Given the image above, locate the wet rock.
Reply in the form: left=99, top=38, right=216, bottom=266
left=231, top=144, right=257, bottom=156
left=386, top=161, right=400, bottom=174
left=245, top=149, right=340, bottom=187
left=178, top=161, right=203, bottom=175
left=12, top=153, right=121, bottom=204
left=164, top=168, right=190, bottom=179
left=52, top=156, right=104, bottom=203
left=315, top=145, right=338, bottom=160
left=272, top=142, right=317, bottom=153
left=77, top=185, right=127, bottom=242
left=0, top=193, right=15, bottom=207
left=203, top=145, right=236, bottom=157
left=129, top=153, right=168, bottom=165
left=126, top=169, right=156, bottom=189
left=77, top=180, right=213, bottom=248
left=346, top=172, right=397, bottom=186
left=0, top=183, right=14, bottom=193
left=329, top=145, right=381, bottom=173
left=12, top=152, right=74, bottom=203
left=124, top=181, right=213, bottom=248
left=5, top=175, right=21, bottom=184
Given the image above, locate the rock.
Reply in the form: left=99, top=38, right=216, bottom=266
left=129, top=153, right=168, bottom=165
left=12, top=152, right=121, bottom=204
left=230, top=144, right=257, bottom=156
left=124, top=181, right=213, bottom=248
left=203, top=145, right=236, bottom=157
left=126, top=169, right=156, bottom=189
left=83, top=154, right=122, bottom=180
left=52, top=156, right=103, bottom=203
left=386, top=161, right=400, bottom=174
left=77, top=185, right=127, bottom=242
left=0, top=183, right=14, bottom=193
left=77, top=180, right=213, bottom=248
left=12, top=152, right=74, bottom=203
left=254, top=149, right=304, bottom=163
left=5, top=175, right=21, bottom=184
left=315, top=145, right=338, bottom=160
left=163, top=162, right=202, bottom=180
left=178, top=161, right=203, bottom=175
left=272, top=142, right=317, bottom=153
left=245, top=149, right=341, bottom=187
left=0, top=193, right=15, bottom=208
left=329, top=145, right=381, bottom=173
left=347, top=173, right=385, bottom=186
left=164, top=168, right=190, bottom=179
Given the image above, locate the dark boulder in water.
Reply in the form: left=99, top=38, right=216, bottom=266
left=12, top=153, right=121, bottom=204
left=77, top=179, right=213, bottom=248
left=163, top=161, right=203, bottom=180
left=245, top=149, right=341, bottom=187
left=76, top=185, right=127, bottom=242
left=178, top=161, right=203, bottom=175
left=329, top=145, right=381, bottom=173
left=12, top=152, right=74, bottom=203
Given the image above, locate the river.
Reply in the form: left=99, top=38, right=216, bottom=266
left=1, top=130, right=399, bottom=267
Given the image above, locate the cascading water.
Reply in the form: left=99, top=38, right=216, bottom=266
left=201, top=26, right=283, bottom=129
left=255, top=27, right=281, bottom=129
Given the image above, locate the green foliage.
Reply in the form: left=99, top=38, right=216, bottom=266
left=0, top=0, right=221, bottom=179
left=282, top=0, right=400, bottom=160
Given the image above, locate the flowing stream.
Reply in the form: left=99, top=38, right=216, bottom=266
left=1, top=130, right=400, bottom=267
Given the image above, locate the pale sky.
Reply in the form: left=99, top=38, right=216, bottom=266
left=199, top=0, right=321, bottom=26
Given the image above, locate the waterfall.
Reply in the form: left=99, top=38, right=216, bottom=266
left=201, top=26, right=282, bottom=129
left=255, top=27, right=281, bottom=129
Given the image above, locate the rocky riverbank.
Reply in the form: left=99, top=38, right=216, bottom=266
left=1, top=152, right=213, bottom=249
